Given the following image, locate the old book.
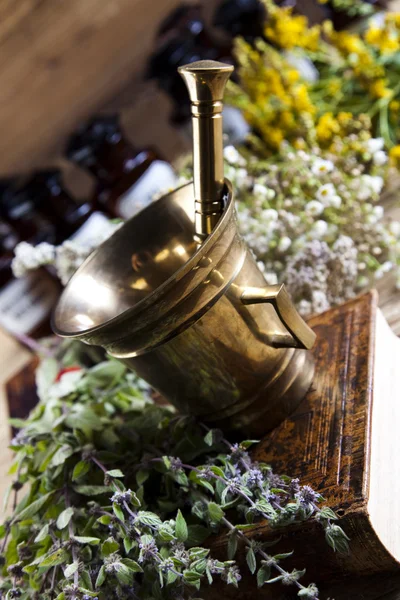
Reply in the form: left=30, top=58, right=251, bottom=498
left=206, top=291, right=400, bottom=599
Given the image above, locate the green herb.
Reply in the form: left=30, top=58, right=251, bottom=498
left=0, top=345, right=348, bottom=599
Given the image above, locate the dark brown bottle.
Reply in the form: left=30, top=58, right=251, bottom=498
left=147, top=5, right=249, bottom=143
left=23, top=170, right=92, bottom=242
left=66, top=115, right=178, bottom=219
left=23, top=169, right=112, bottom=245
left=0, top=178, right=57, bottom=245
left=0, top=220, right=60, bottom=339
left=213, top=0, right=266, bottom=42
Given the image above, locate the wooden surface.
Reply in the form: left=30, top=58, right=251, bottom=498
left=206, top=292, right=400, bottom=599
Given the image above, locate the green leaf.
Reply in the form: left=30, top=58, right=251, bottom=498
left=273, top=551, right=294, bottom=560
left=239, top=440, right=260, bottom=449
left=95, top=565, right=106, bottom=588
left=246, top=547, right=257, bottom=574
left=210, top=466, right=225, bottom=478
left=64, top=561, right=79, bottom=578
left=113, top=503, right=125, bottom=521
left=40, top=547, right=69, bottom=567
left=73, top=536, right=100, bottom=546
left=101, top=537, right=120, bottom=557
left=97, top=514, right=112, bottom=525
left=51, top=445, right=76, bottom=466
left=120, top=558, right=143, bottom=572
left=66, top=405, right=103, bottom=432
left=227, top=532, right=238, bottom=559
left=115, top=562, right=134, bottom=585
left=72, top=460, right=90, bottom=481
left=74, top=485, right=110, bottom=496
left=136, top=469, right=149, bottom=486
left=137, top=511, right=162, bottom=528
left=34, top=523, right=49, bottom=542
left=56, top=507, right=74, bottom=530
left=84, top=361, right=126, bottom=389
left=257, top=565, right=271, bottom=587
left=35, top=357, right=58, bottom=398
left=175, top=509, right=188, bottom=542
left=14, top=491, right=53, bottom=521
left=319, top=506, right=338, bottom=520
left=106, top=469, right=124, bottom=478
left=207, top=502, right=224, bottom=524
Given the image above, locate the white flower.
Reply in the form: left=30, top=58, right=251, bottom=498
left=373, top=150, right=387, bottom=166
left=312, top=158, right=334, bottom=176
left=253, top=183, right=271, bottom=200
left=366, top=137, right=384, bottom=154
left=261, top=208, right=279, bottom=221
left=223, top=145, right=246, bottom=166
left=311, top=220, right=329, bottom=238
left=316, top=183, right=336, bottom=205
left=284, top=52, right=319, bottom=82
left=297, top=299, right=312, bottom=316
left=12, top=241, right=56, bottom=278
left=278, top=236, right=292, bottom=252
left=234, top=168, right=249, bottom=187
left=305, top=200, right=324, bottom=216
left=373, top=205, right=384, bottom=220
left=330, top=195, right=342, bottom=208
left=355, top=175, right=384, bottom=200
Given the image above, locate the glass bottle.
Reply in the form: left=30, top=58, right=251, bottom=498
left=213, top=0, right=267, bottom=42
left=0, top=178, right=57, bottom=245
left=66, top=115, right=178, bottom=219
left=25, top=170, right=112, bottom=245
left=147, top=5, right=249, bottom=144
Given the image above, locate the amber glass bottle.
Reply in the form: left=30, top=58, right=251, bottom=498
left=24, top=169, right=111, bottom=244
left=148, top=4, right=249, bottom=143
left=66, top=115, right=177, bottom=219
left=213, top=0, right=266, bottom=42
left=0, top=178, right=57, bottom=244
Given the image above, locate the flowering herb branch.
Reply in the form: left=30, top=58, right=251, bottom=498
left=0, top=349, right=348, bottom=599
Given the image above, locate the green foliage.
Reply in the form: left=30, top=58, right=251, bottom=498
left=0, top=349, right=348, bottom=599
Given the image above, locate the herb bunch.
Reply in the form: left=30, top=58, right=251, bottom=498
left=0, top=347, right=348, bottom=600
left=227, top=0, right=400, bottom=158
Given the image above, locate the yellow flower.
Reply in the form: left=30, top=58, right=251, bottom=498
left=389, top=145, right=400, bottom=168
left=316, top=113, right=340, bottom=145
left=365, top=25, right=400, bottom=54
left=370, top=78, right=392, bottom=99
left=263, top=2, right=320, bottom=50
left=294, top=84, right=315, bottom=114
left=390, top=100, right=400, bottom=112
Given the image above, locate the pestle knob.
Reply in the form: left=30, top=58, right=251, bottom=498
left=178, top=60, right=234, bottom=241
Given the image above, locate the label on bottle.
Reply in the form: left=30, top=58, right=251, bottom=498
left=0, top=272, right=59, bottom=335
left=116, top=161, right=178, bottom=219
left=71, top=211, right=114, bottom=245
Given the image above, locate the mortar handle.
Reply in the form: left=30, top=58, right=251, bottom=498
left=241, top=284, right=316, bottom=350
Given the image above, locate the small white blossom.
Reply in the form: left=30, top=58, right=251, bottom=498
left=264, top=271, right=279, bottom=285
left=261, top=208, right=279, bottom=221
left=330, top=195, right=342, bottom=208
left=223, top=145, right=246, bottom=166
left=305, top=200, right=324, bottom=216
left=373, top=150, right=388, bottom=166
left=312, top=158, right=334, bottom=176
left=278, top=236, right=292, bottom=252
left=355, top=175, right=384, bottom=200
left=12, top=242, right=56, bottom=278
left=253, top=183, right=270, bottom=200
left=311, top=220, right=329, bottom=238
left=316, top=183, right=336, bottom=204
left=366, top=138, right=384, bottom=154
left=48, top=369, right=84, bottom=400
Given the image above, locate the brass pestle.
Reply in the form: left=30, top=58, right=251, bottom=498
left=52, top=60, right=316, bottom=435
left=178, top=60, right=233, bottom=241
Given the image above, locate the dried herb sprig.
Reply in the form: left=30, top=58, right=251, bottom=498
left=0, top=346, right=348, bottom=599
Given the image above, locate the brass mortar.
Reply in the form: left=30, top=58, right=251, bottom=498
left=53, top=60, right=316, bottom=436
